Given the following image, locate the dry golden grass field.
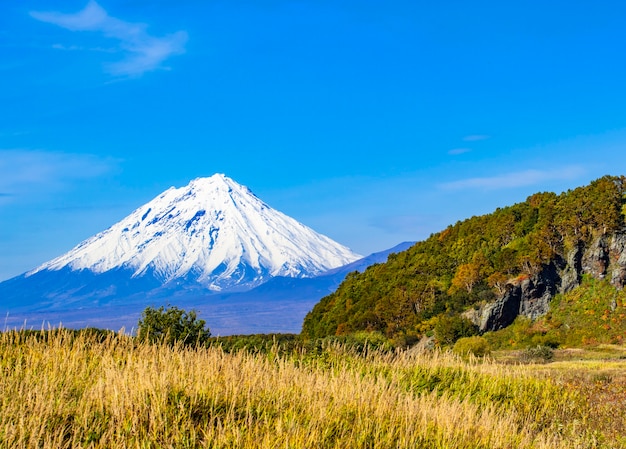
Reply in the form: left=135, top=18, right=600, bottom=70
left=0, top=330, right=624, bottom=448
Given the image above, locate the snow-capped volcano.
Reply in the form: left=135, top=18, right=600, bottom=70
left=29, top=174, right=361, bottom=291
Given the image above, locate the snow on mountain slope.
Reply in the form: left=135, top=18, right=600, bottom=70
left=1, top=242, right=412, bottom=333
left=29, top=174, right=362, bottom=291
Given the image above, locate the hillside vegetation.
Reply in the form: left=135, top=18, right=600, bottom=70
left=303, top=175, right=626, bottom=346
left=1, top=329, right=625, bottom=448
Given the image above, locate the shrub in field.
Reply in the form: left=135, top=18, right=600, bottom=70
left=453, top=335, right=491, bottom=357
left=530, top=333, right=561, bottom=348
left=208, top=333, right=301, bottom=355
left=137, top=305, right=211, bottom=346
left=520, top=345, right=554, bottom=363
left=334, top=331, right=394, bottom=352
left=433, top=314, right=478, bottom=346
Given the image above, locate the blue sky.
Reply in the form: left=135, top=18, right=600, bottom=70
left=2, top=1, right=626, bottom=281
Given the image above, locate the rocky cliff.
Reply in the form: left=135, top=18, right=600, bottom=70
left=471, top=231, right=626, bottom=332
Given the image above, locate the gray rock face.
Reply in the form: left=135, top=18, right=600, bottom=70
left=476, top=270, right=556, bottom=332
left=475, top=231, right=626, bottom=332
left=560, top=245, right=581, bottom=293
left=582, top=236, right=609, bottom=279
left=476, top=284, right=521, bottom=331
left=610, top=233, right=626, bottom=288
left=519, top=263, right=559, bottom=319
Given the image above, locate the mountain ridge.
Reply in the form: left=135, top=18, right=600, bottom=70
left=302, top=175, right=626, bottom=343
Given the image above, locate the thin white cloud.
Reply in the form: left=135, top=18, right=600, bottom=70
left=30, top=1, right=187, bottom=77
left=439, top=166, right=586, bottom=191
left=463, top=134, right=490, bottom=142
left=52, top=43, right=82, bottom=51
left=448, top=148, right=471, bottom=155
left=51, top=43, right=115, bottom=53
left=0, top=150, right=119, bottom=205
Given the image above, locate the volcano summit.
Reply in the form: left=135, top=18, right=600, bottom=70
left=0, top=174, right=362, bottom=331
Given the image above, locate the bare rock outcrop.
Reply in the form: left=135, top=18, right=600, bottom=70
left=473, top=231, right=626, bottom=332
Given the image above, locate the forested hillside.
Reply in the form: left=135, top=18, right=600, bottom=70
left=302, top=175, right=626, bottom=345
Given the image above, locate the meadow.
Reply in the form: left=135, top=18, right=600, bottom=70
left=0, top=329, right=624, bottom=448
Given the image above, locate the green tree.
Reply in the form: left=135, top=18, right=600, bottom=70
left=433, top=314, right=478, bottom=346
left=137, top=305, right=211, bottom=347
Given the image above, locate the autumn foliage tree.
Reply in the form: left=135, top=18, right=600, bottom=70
left=449, top=263, right=481, bottom=294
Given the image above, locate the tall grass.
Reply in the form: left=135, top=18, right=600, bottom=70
left=0, top=330, right=620, bottom=448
